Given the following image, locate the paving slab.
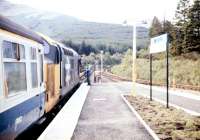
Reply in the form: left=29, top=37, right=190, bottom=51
left=72, top=82, right=153, bottom=140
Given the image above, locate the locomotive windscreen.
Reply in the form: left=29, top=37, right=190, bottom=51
left=44, top=45, right=61, bottom=64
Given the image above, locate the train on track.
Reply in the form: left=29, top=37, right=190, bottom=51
left=0, top=15, right=81, bottom=140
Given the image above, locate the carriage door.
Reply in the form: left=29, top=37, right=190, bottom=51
left=44, top=45, right=61, bottom=112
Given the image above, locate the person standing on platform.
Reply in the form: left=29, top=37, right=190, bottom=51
left=85, top=67, right=91, bottom=85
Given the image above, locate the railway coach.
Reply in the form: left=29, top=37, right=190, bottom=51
left=0, top=15, right=81, bottom=140
left=0, top=15, right=46, bottom=140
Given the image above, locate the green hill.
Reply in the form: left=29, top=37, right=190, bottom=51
left=0, top=0, right=149, bottom=49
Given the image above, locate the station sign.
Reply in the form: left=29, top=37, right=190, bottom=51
left=150, top=34, right=168, bottom=53
left=149, top=33, right=170, bottom=108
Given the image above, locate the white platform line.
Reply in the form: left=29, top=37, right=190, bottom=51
left=93, top=98, right=107, bottom=101
left=121, top=94, right=160, bottom=140
left=139, top=94, right=200, bottom=116
left=38, top=83, right=90, bottom=140
left=136, top=83, right=200, bottom=101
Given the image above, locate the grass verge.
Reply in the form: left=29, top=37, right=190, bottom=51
left=125, top=95, right=200, bottom=140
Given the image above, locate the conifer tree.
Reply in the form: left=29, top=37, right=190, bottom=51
left=184, top=0, right=200, bottom=53
left=171, top=0, right=190, bottom=55
left=175, top=0, right=190, bottom=26
left=149, top=16, right=163, bottom=38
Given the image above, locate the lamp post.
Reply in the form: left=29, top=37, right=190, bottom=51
left=123, top=20, right=147, bottom=96
left=132, top=22, right=137, bottom=96
left=100, top=50, right=103, bottom=82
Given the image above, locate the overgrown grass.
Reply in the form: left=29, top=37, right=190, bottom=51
left=111, top=51, right=200, bottom=87
left=111, top=50, right=132, bottom=80
left=125, top=95, right=200, bottom=140
left=137, top=58, right=200, bottom=86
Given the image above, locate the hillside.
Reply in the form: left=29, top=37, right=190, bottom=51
left=111, top=50, right=200, bottom=88
left=0, top=0, right=149, bottom=48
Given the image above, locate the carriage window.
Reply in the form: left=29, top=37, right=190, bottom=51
left=31, top=63, right=38, bottom=88
left=4, top=62, right=27, bottom=95
left=39, top=54, right=43, bottom=83
left=30, top=47, right=38, bottom=88
left=3, top=41, right=25, bottom=59
left=30, top=48, right=37, bottom=60
left=19, top=44, right=25, bottom=59
left=3, top=41, right=27, bottom=96
left=3, top=41, right=17, bottom=59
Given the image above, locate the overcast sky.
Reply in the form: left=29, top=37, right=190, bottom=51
left=9, top=0, right=179, bottom=24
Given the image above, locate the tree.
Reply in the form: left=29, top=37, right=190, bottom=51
left=171, top=0, right=190, bottom=55
left=149, top=18, right=177, bottom=55
left=170, top=26, right=183, bottom=55
left=149, top=16, right=163, bottom=38
left=163, top=20, right=175, bottom=42
left=170, top=0, right=190, bottom=55
left=175, top=0, right=190, bottom=27
left=183, top=0, right=200, bottom=53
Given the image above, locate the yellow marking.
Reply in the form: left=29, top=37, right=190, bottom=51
left=54, top=64, right=61, bottom=96
left=44, top=64, right=61, bottom=113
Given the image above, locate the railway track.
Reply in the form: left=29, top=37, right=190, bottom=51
left=136, top=79, right=200, bottom=91
left=102, top=72, right=130, bottom=82
left=102, top=72, right=200, bottom=91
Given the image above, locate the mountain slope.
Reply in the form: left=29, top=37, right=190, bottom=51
left=0, top=0, right=149, bottom=48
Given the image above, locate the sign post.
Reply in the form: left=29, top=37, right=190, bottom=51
left=150, top=53, right=152, bottom=101
left=149, top=33, right=169, bottom=108
left=166, top=40, right=169, bottom=108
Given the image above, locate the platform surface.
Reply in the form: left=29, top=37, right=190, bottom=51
left=38, top=74, right=200, bottom=140
left=72, top=82, right=153, bottom=140
left=38, top=83, right=90, bottom=140
left=112, top=82, right=200, bottom=114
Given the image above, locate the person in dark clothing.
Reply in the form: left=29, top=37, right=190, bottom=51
left=85, top=68, right=91, bottom=85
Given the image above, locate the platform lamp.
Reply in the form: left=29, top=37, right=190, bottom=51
left=100, top=50, right=103, bottom=82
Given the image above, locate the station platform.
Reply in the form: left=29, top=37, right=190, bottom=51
left=38, top=73, right=200, bottom=140
left=38, top=83, right=90, bottom=140
left=38, top=77, right=153, bottom=140
left=71, top=82, right=153, bottom=140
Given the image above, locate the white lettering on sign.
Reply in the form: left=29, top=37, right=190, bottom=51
left=150, top=34, right=168, bottom=54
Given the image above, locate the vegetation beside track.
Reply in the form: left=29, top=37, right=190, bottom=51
left=111, top=49, right=200, bottom=91
left=125, top=95, right=200, bottom=140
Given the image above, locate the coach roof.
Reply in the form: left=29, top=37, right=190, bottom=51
left=0, top=14, right=44, bottom=44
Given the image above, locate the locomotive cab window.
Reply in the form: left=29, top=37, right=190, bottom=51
left=70, top=59, right=74, bottom=69
left=2, top=41, right=27, bottom=96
